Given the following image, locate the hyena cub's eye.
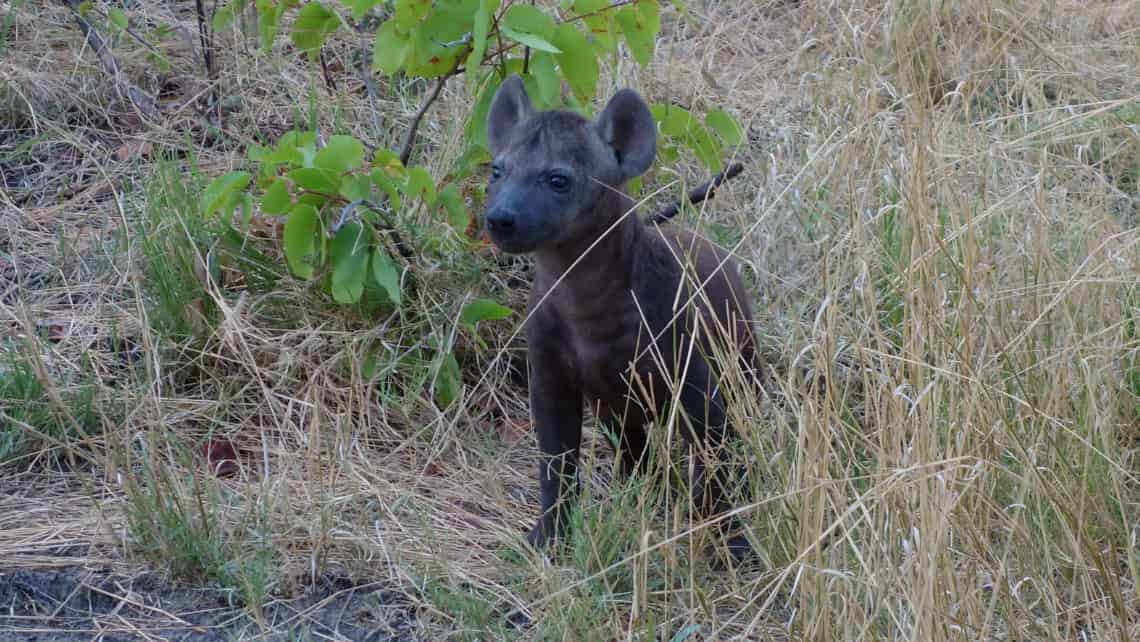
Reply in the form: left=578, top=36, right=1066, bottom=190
left=547, top=172, right=571, bottom=192
left=490, top=164, right=503, bottom=181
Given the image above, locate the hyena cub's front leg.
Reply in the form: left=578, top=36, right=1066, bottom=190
left=525, top=343, right=583, bottom=548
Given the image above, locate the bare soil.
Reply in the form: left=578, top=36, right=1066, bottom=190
left=1, top=565, right=422, bottom=641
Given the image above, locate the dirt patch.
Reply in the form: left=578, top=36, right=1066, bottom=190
left=0, top=566, right=423, bottom=641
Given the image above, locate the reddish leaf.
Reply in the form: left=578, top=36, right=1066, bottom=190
left=114, top=140, right=154, bottom=162
left=201, top=438, right=240, bottom=477
left=38, top=320, right=68, bottom=343
left=248, top=214, right=286, bottom=239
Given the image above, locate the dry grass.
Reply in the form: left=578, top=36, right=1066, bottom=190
left=3, top=0, right=1139, bottom=639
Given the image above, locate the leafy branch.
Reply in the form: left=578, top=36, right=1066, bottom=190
left=195, top=0, right=746, bottom=408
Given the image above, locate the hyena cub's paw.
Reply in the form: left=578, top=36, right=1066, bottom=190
left=526, top=518, right=556, bottom=550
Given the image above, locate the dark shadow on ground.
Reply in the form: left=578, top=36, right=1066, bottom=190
left=0, top=566, right=422, bottom=641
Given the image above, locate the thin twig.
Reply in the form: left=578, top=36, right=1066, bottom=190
left=59, top=0, right=158, bottom=120
left=319, top=49, right=337, bottom=92
left=194, top=0, right=216, bottom=80
left=398, top=77, right=449, bottom=167
left=648, top=162, right=745, bottom=224
left=81, top=6, right=163, bottom=55
left=480, top=0, right=638, bottom=62
left=522, top=0, right=536, bottom=74
left=193, top=0, right=220, bottom=123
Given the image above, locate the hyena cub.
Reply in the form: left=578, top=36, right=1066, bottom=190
left=483, top=75, right=758, bottom=561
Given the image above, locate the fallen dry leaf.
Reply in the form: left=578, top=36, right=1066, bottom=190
left=113, top=140, right=154, bottom=162
left=201, top=438, right=240, bottom=477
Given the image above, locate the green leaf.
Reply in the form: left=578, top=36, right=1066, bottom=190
left=627, top=175, right=643, bottom=197
left=290, top=2, right=340, bottom=58
left=147, top=50, right=173, bottom=73
left=372, top=148, right=405, bottom=173
left=371, top=148, right=408, bottom=200
left=395, top=0, right=431, bottom=31
left=616, top=5, right=656, bottom=66
left=211, top=190, right=247, bottom=225
left=314, top=135, right=364, bottom=173
left=297, top=192, right=330, bottom=211
left=248, top=144, right=271, bottom=163
left=370, top=248, right=402, bottom=305
left=551, top=24, right=598, bottom=100
left=433, top=350, right=462, bottom=408
left=460, top=298, right=513, bottom=329
left=361, top=348, right=380, bottom=379
left=329, top=222, right=369, bottom=304
left=706, top=109, right=744, bottom=147
left=437, top=184, right=469, bottom=231
left=500, top=26, right=562, bottom=53
left=687, top=124, right=723, bottom=171
left=573, top=0, right=615, bottom=53
left=261, top=178, right=292, bottom=214
left=372, top=18, right=410, bottom=74
left=404, top=166, right=437, bottom=204
left=652, top=104, right=689, bottom=138
left=572, top=0, right=607, bottom=11
left=238, top=191, right=254, bottom=232
left=339, top=174, right=372, bottom=201
left=651, top=104, right=723, bottom=172
left=284, top=203, right=319, bottom=279
left=256, top=0, right=283, bottom=52
left=503, top=4, right=554, bottom=36
left=466, top=0, right=498, bottom=83
left=501, top=5, right=560, bottom=52
left=260, top=146, right=304, bottom=168
left=287, top=167, right=341, bottom=194
left=108, top=7, right=128, bottom=30
left=256, top=131, right=315, bottom=169
left=370, top=170, right=403, bottom=210
left=202, top=171, right=251, bottom=216
left=212, top=2, right=237, bottom=32
left=637, top=0, right=661, bottom=32
left=466, top=71, right=503, bottom=149
left=405, top=11, right=471, bottom=78
left=531, top=53, right=558, bottom=106
left=277, top=130, right=317, bottom=154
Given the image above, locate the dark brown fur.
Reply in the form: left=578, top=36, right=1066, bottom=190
left=483, top=76, right=757, bottom=560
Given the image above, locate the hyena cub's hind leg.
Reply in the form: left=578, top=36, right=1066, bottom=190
left=673, top=354, right=757, bottom=565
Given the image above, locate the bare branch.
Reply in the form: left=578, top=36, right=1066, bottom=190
left=399, top=77, right=449, bottom=167
left=648, top=162, right=745, bottom=225
left=59, top=0, right=159, bottom=121
left=193, top=0, right=220, bottom=123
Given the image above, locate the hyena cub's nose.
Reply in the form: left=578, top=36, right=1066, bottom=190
left=485, top=208, right=516, bottom=234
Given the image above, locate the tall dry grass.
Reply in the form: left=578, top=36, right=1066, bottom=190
left=2, top=0, right=1139, bottom=639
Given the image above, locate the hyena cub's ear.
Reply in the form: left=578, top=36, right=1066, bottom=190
left=487, top=75, right=534, bottom=156
left=595, top=88, right=657, bottom=181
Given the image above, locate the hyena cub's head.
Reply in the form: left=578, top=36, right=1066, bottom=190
left=482, top=75, right=657, bottom=254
